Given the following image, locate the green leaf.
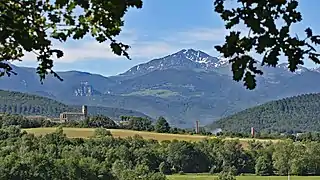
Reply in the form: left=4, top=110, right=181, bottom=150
left=51, top=32, right=67, bottom=42
left=55, top=0, right=69, bottom=7
left=111, top=42, right=122, bottom=56
left=305, top=28, right=313, bottom=38
left=311, top=36, right=320, bottom=45
left=279, top=26, right=289, bottom=39
left=50, top=49, right=64, bottom=58
left=309, top=53, right=320, bottom=64
left=214, top=45, right=223, bottom=52
left=221, top=10, right=234, bottom=20
left=263, top=47, right=280, bottom=67
left=226, top=17, right=239, bottom=29
left=48, top=13, right=61, bottom=23
left=96, top=34, right=107, bottom=43
left=231, top=57, right=247, bottom=81
left=287, top=0, right=298, bottom=11
left=66, top=1, right=76, bottom=12
left=243, top=72, right=256, bottom=90
left=214, top=0, right=224, bottom=13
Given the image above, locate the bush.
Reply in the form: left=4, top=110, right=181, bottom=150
left=159, top=162, right=171, bottom=175
left=216, top=166, right=237, bottom=180
left=93, top=128, right=112, bottom=137
left=216, top=171, right=236, bottom=180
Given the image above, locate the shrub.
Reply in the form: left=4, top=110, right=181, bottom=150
left=93, top=128, right=112, bottom=137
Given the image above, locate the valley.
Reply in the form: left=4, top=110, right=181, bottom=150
left=2, top=49, right=320, bottom=128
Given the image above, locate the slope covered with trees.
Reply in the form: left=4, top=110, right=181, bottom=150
left=208, top=93, right=320, bottom=133
left=0, top=90, right=149, bottom=119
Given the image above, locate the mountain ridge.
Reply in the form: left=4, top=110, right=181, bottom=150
left=2, top=48, right=320, bottom=128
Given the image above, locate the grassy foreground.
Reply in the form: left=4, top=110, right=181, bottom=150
left=167, top=174, right=320, bottom=180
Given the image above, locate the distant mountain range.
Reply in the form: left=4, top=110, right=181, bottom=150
left=207, top=93, right=320, bottom=133
left=1, top=48, right=320, bottom=128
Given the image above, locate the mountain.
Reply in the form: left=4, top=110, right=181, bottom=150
left=117, top=49, right=228, bottom=79
left=2, top=48, right=320, bottom=128
left=0, top=90, right=150, bottom=120
left=0, top=65, right=116, bottom=98
left=207, top=93, right=320, bottom=133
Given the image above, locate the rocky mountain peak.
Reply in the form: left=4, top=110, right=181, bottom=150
left=275, top=63, right=309, bottom=74
left=172, top=49, right=215, bottom=64
left=120, top=49, right=221, bottom=77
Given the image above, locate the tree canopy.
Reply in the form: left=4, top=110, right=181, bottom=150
left=214, top=0, right=320, bottom=89
left=0, top=0, right=142, bottom=81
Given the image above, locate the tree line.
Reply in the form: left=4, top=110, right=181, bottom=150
left=0, top=114, right=212, bottom=136
left=3, top=113, right=320, bottom=143
left=0, top=126, right=319, bottom=179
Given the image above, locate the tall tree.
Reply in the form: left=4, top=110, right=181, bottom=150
left=155, top=116, right=170, bottom=133
left=272, top=140, right=294, bottom=175
left=255, top=154, right=273, bottom=176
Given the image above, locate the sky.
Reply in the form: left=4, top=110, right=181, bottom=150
left=14, top=0, right=320, bottom=77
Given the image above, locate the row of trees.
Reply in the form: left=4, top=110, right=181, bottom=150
left=4, top=113, right=320, bottom=142
left=0, top=126, right=320, bottom=179
left=0, top=114, right=212, bottom=135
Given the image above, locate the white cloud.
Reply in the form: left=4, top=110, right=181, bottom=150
left=171, top=27, right=228, bottom=44
left=19, top=25, right=251, bottom=64
left=20, top=28, right=138, bottom=63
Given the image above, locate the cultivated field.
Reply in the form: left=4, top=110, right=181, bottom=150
left=23, top=127, right=280, bottom=145
left=23, top=127, right=209, bottom=141
left=167, top=174, right=320, bottom=180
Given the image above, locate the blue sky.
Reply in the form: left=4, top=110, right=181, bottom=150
left=15, top=0, right=320, bottom=76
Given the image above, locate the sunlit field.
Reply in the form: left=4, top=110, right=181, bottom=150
left=23, top=127, right=209, bottom=141
left=24, top=127, right=280, bottom=146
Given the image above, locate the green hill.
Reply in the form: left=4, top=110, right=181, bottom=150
left=208, top=93, right=320, bottom=133
left=0, top=90, right=150, bottom=120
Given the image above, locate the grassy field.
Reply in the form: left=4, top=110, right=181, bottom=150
left=167, top=174, right=320, bottom=180
left=23, top=127, right=280, bottom=146
left=23, top=127, right=209, bottom=141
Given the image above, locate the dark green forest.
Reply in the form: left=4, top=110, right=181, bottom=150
left=0, top=90, right=149, bottom=119
left=209, top=93, right=320, bottom=133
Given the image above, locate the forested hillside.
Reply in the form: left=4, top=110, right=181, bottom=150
left=0, top=90, right=149, bottom=119
left=208, top=93, right=320, bottom=133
